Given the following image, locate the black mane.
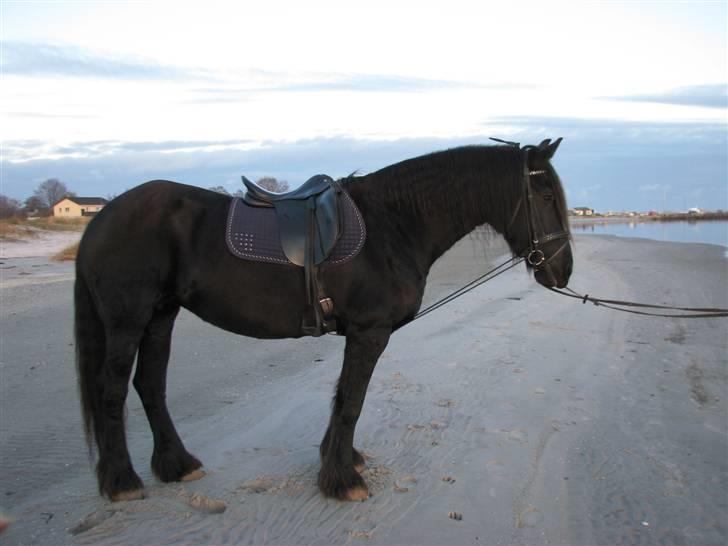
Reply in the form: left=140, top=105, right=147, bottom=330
left=346, top=145, right=524, bottom=235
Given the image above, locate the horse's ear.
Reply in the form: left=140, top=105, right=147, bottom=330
left=538, top=139, right=552, bottom=150
left=544, top=137, right=562, bottom=159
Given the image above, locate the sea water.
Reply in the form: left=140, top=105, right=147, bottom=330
left=572, top=220, right=728, bottom=250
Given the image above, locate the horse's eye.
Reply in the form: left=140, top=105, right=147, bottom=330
left=543, top=192, right=554, bottom=203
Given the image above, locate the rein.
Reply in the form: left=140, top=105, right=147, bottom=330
left=548, top=286, right=728, bottom=318
left=411, top=142, right=568, bottom=324
left=411, top=255, right=525, bottom=322
left=408, top=138, right=728, bottom=324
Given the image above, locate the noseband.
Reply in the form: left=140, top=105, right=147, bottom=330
left=508, top=149, right=570, bottom=271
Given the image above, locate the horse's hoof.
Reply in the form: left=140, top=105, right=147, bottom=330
left=181, top=469, right=206, bottom=482
left=110, top=489, right=145, bottom=502
left=344, top=485, right=370, bottom=502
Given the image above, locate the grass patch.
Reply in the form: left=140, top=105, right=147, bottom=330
left=53, top=242, right=80, bottom=261
left=0, top=220, right=37, bottom=241
left=0, top=216, right=90, bottom=241
left=29, top=216, right=91, bottom=231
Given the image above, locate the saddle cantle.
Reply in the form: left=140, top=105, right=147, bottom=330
left=226, top=175, right=366, bottom=337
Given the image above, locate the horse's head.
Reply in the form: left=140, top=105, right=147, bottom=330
left=505, top=138, right=572, bottom=288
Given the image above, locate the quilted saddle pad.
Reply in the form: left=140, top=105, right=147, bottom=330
left=225, top=189, right=366, bottom=266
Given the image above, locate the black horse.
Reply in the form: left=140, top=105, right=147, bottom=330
left=75, top=139, right=572, bottom=502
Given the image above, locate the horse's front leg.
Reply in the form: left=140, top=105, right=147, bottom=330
left=319, top=325, right=390, bottom=501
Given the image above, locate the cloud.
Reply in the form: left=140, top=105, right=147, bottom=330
left=7, top=111, right=98, bottom=119
left=604, top=84, right=728, bottom=109
left=1, top=42, right=215, bottom=80
left=486, top=116, right=727, bottom=156
left=2, top=139, right=257, bottom=162
left=481, top=116, right=726, bottom=210
left=263, top=74, right=521, bottom=93
left=2, top=121, right=726, bottom=213
left=187, top=75, right=531, bottom=103
left=639, top=184, right=666, bottom=192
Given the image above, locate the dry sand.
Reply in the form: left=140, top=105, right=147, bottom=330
left=0, top=231, right=726, bottom=545
left=1, top=230, right=82, bottom=260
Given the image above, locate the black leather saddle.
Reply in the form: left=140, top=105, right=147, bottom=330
left=241, top=174, right=341, bottom=266
left=237, top=174, right=353, bottom=336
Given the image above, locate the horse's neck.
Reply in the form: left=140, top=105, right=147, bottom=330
left=417, top=181, right=487, bottom=264
left=365, top=151, right=513, bottom=268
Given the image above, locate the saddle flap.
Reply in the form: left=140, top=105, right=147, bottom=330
left=276, top=189, right=341, bottom=266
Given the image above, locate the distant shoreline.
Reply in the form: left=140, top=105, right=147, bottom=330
left=570, top=212, right=728, bottom=225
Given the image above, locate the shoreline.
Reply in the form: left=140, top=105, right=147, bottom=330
left=570, top=213, right=728, bottom=225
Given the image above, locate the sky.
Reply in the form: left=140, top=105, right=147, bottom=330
left=1, top=0, right=726, bottom=212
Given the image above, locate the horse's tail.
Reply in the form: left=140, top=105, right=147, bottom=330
left=74, top=270, right=105, bottom=456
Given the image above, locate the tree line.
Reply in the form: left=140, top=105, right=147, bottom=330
left=0, top=177, right=290, bottom=219
left=0, top=179, right=75, bottom=219
left=208, top=176, right=289, bottom=196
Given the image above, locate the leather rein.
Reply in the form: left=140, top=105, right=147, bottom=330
left=412, top=141, right=728, bottom=322
left=412, top=148, right=566, bottom=322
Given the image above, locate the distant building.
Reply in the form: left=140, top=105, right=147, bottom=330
left=687, top=207, right=702, bottom=215
left=53, top=196, right=108, bottom=217
left=571, top=207, right=594, bottom=216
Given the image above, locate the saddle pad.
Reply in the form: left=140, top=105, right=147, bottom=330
left=226, top=189, right=366, bottom=266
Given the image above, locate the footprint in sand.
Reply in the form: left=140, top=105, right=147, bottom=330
left=517, top=506, right=544, bottom=527
left=393, top=475, right=417, bottom=493
left=69, top=510, right=117, bottom=535
left=185, top=492, right=227, bottom=514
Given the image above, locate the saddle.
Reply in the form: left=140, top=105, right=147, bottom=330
left=231, top=174, right=363, bottom=336
left=241, top=175, right=341, bottom=266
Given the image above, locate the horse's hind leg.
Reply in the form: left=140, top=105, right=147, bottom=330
left=96, top=326, right=146, bottom=501
left=319, top=325, right=390, bottom=501
left=133, top=305, right=203, bottom=483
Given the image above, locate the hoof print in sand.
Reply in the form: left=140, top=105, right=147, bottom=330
left=69, top=510, right=116, bottom=535
left=517, top=506, right=544, bottom=528
left=348, top=529, right=374, bottom=539
left=186, top=492, right=227, bottom=514
left=393, top=474, right=417, bottom=493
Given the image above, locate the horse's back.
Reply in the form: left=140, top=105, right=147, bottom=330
left=77, top=181, right=230, bottom=301
left=81, top=180, right=228, bottom=251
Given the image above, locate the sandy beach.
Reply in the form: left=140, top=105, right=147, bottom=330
left=0, top=230, right=83, bottom=260
left=1, top=231, right=726, bottom=546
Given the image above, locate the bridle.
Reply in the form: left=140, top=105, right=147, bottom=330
left=508, top=147, right=570, bottom=273
left=410, top=142, right=571, bottom=324
left=410, top=140, right=727, bottom=323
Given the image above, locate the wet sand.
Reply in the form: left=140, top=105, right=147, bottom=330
left=0, top=232, right=726, bottom=545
